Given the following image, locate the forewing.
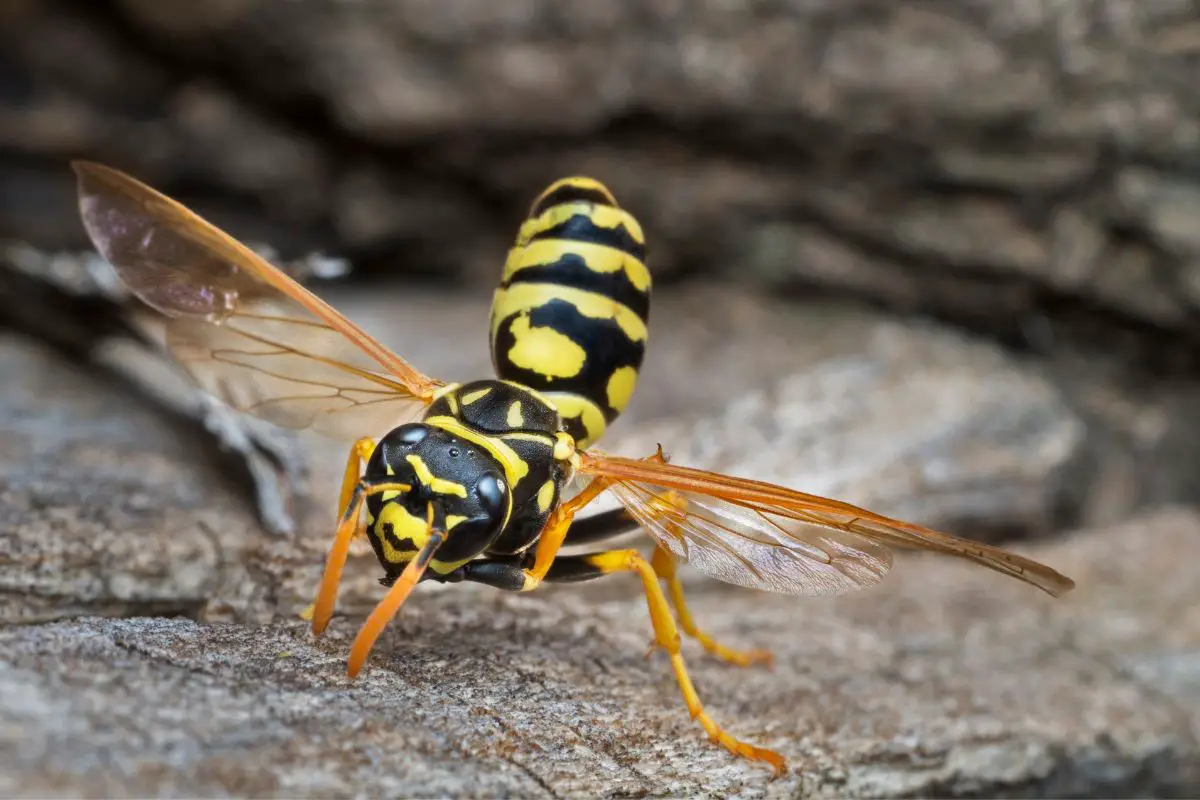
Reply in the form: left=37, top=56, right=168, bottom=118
left=611, top=478, right=892, bottom=595
left=74, top=161, right=444, bottom=438
left=580, top=451, right=1076, bottom=597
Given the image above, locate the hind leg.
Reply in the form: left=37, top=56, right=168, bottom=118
left=650, top=546, right=774, bottom=668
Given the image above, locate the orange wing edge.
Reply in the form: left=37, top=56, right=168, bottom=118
left=577, top=450, right=1076, bottom=598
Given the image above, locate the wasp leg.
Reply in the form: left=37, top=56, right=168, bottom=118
left=519, top=475, right=614, bottom=590
left=310, top=468, right=410, bottom=638
left=650, top=546, right=774, bottom=668
left=522, top=448, right=671, bottom=589
left=302, top=437, right=376, bottom=625
left=543, top=549, right=787, bottom=775
left=339, top=437, right=377, bottom=533
left=557, top=483, right=771, bottom=667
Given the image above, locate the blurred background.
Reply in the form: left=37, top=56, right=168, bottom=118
left=2, top=1, right=1200, bottom=797
left=4, top=0, right=1198, bottom=529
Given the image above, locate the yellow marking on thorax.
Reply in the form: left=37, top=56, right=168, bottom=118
left=432, top=383, right=463, bottom=417
left=535, top=479, right=556, bottom=513
left=494, top=284, right=647, bottom=343
left=461, top=387, right=492, bottom=405
left=507, top=238, right=651, bottom=292
left=505, top=314, right=586, bottom=379
left=507, top=401, right=524, bottom=427
left=500, top=380, right=557, bottom=412
left=606, top=366, right=639, bottom=413
left=544, top=392, right=607, bottom=448
left=500, top=431, right=556, bottom=447
left=552, top=432, right=575, bottom=461
left=405, top=454, right=467, bottom=498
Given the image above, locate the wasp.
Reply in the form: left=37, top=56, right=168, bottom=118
left=72, top=161, right=1075, bottom=775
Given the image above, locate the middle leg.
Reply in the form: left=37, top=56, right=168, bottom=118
left=559, top=499, right=773, bottom=668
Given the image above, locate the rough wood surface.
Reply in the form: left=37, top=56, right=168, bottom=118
left=3, top=511, right=1198, bottom=798
left=3, top=284, right=1199, bottom=796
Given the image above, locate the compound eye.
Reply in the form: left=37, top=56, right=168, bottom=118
left=475, top=474, right=507, bottom=516
left=391, top=423, right=429, bottom=446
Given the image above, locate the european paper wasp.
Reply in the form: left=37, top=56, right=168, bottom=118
left=73, top=161, right=1075, bottom=775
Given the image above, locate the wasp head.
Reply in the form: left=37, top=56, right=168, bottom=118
left=365, top=422, right=510, bottom=575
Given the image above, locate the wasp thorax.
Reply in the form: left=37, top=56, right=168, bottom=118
left=365, top=423, right=512, bottom=571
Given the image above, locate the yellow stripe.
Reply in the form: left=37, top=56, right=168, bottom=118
left=499, top=431, right=556, bottom=447
left=517, top=204, right=645, bottom=247
left=405, top=454, right=467, bottom=498
left=507, top=238, right=650, bottom=292
left=461, top=387, right=491, bottom=405
left=543, top=392, right=607, bottom=448
left=530, top=176, right=616, bottom=209
left=499, top=380, right=556, bottom=412
left=535, top=479, right=556, bottom=513
left=491, top=284, right=647, bottom=343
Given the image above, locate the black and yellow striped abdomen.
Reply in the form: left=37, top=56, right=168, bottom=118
left=489, top=178, right=650, bottom=449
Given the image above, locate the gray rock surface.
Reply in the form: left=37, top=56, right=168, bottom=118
left=4, top=0, right=1200, bottom=356
left=3, top=281, right=1199, bottom=796
left=2, top=509, right=1198, bottom=798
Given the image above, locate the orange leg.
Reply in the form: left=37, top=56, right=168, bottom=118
left=650, top=546, right=774, bottom=668
left=582, top=549, right=786, bottom=775
left=339, top=437, right=377, bottom=529
left=522, top=447, right=672, bottom=590
left=308, top=437, right=379, bottom=635
left=519, top=475, right=613, bottom=591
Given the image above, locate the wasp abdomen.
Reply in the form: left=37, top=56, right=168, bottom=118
left=490, top=177, right=651, bottom=448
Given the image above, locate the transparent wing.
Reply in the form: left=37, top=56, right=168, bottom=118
left=611, top=477, right=893, bottom=595
left=579, top=450, right=1075, bottom=597
left=74, top=161, right=444, bottom=439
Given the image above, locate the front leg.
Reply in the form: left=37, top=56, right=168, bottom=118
left=519, top=475, right=614, bottom=590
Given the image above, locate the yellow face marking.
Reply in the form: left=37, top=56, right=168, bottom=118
left=494, top=284, right=647, bottom=343
left=509, top=239, right=651, bottom=292
left=445, top=514, right=468, bottom=530
left=544, top=392, right=607, bottom=448
left=375, top=503, right=431, bottom=564
left=606, top=366, right=639, bottom=413
left=507, top=401, right=524, bottom=428
left=382, top=462, right=403, bottom=502
left=425, top=417, right=527, bottom=526
left=405, top=454, right=467, bottom=498
left=461, top=387, right=492, bottom=405
left=535, top=479, right=556, bottom=514
left=506, top=313, right=587, bottom=379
